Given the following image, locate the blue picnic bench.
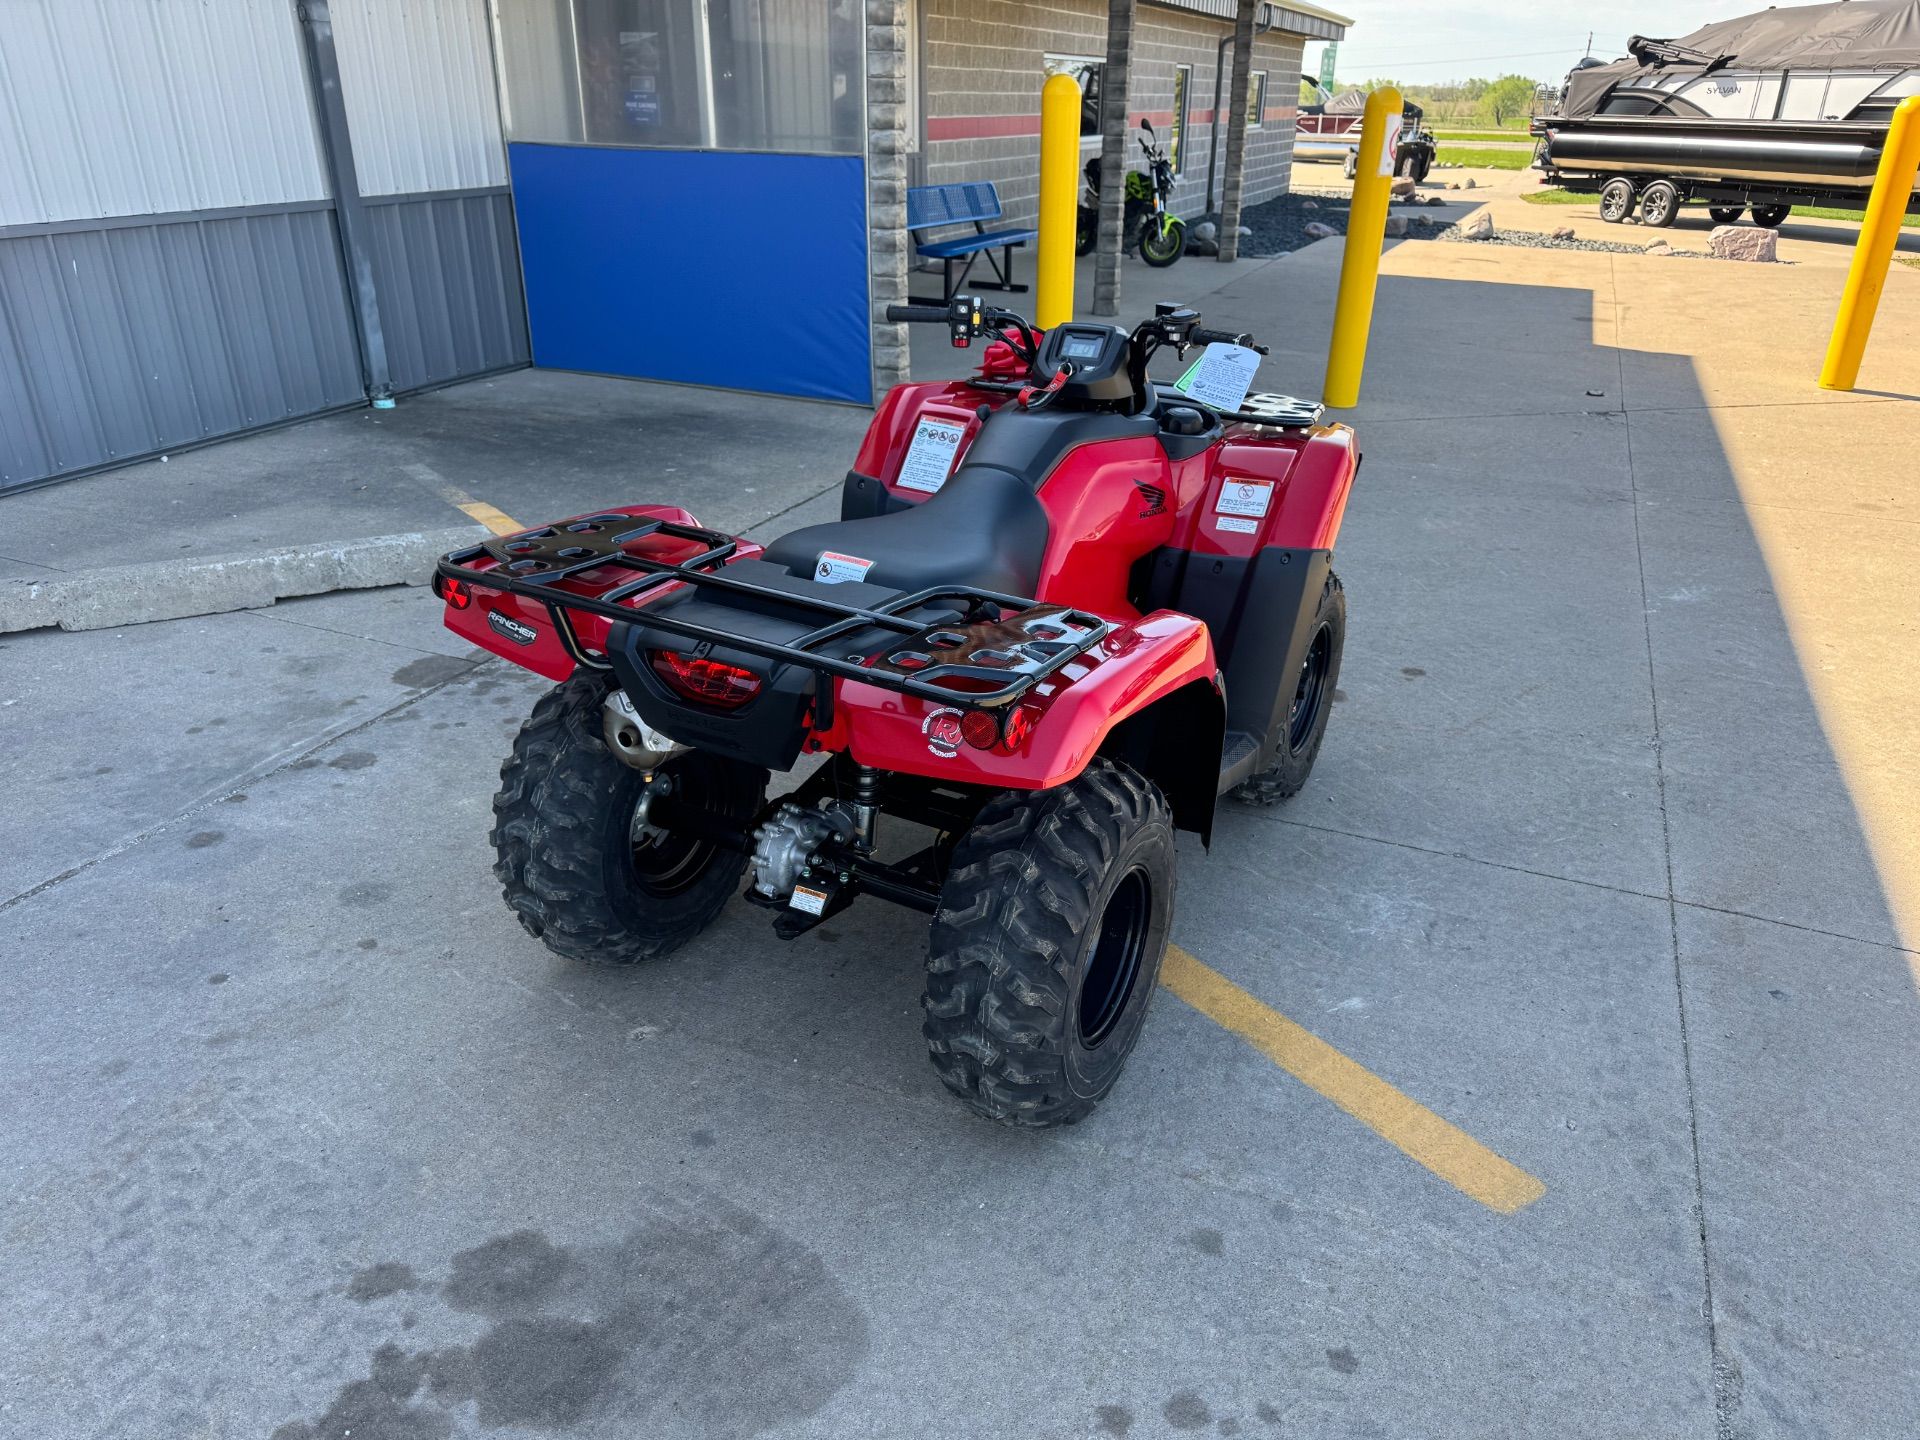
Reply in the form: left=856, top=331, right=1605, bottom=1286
left=906, top=182, right=1037, bottom=304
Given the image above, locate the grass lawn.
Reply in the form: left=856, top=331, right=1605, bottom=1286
left=1522, top=187, right=1920, bottom=227
left=1436, top=145, right=1534, bottom=170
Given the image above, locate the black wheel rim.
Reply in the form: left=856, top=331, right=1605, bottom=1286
left=1287, top=624, right=1333, bottom=753
left=628, top=752, right=750, bottom=898
left=1078, top=867, right=1151, bottom=1048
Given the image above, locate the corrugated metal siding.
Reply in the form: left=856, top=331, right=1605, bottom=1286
left=0, top=213, right=364, bottom=489
left=328, top=0, right=509, bottom=196
left=0, top=0, right=329, bottom=227
left=365, top=192, right=529, bottom=392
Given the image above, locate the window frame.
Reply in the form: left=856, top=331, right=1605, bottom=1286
left=1170, top=63, right=1192, bottom=172
left=1043, top=53, right=1106, bottom=139
left=1247, top=69, right=1268, bottom=130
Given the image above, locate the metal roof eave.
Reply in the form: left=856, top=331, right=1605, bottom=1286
left=1145, top=0, right=1352, bottom=43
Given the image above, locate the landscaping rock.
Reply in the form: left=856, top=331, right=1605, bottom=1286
left=1461, top=211, right=1494, bottom=240
left=1383, top=216, right=1408, bottom=237
left=1303, top=221, right=1339, bottom=240
left=1191, top=221, right=1218, bottom=242
left=1644, top=240, right=1672, bottom=255
left=1390, top=177, right=1417, bottom=198
left=1710, top=224, right=1778, bottom=262
left=1462, top=177, right=1476, bottom=189
left=1424, top=194, right=1447, bottom=206
left=1552, top=226, right=1575, bottom=240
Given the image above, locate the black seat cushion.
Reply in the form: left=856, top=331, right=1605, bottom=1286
left=765, top=463, right=1050, bottom=598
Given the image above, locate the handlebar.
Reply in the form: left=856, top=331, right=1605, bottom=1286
left=885, top=304, right=953, bottom=323
left=1191, top=326, right=1270, bottom=356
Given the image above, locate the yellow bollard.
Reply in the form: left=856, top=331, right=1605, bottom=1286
left=1322, top=87, right=1403, bottom=409
left=1036, top=72, right=1081, bottom=329
left=1820, top=94, right=1920, bottom=391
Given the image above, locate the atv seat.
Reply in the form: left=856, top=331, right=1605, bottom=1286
left=765, top=462, right=1050, bottom=599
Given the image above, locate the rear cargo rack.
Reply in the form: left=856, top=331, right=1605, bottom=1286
left=437, top=514, right=1111, bottom=710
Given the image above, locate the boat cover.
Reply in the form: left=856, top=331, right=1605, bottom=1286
left=1563, top=0, right=1920, bottom=118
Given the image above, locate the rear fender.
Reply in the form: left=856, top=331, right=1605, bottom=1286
left=833, top=610, right=1220, bottom=830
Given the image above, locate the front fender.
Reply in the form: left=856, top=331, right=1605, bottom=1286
left=836, top=611, right=1220, bottom=808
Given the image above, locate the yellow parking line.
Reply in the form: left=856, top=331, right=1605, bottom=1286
left=1161, top=945, right=1547, bottom=1215
left=457, top=500, right=521, bottom=536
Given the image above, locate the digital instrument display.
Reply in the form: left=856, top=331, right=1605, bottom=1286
left=1060, top=332, right=1105, bottom=360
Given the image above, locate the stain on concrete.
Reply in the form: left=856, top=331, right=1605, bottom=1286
left=392, top=656, right=473, bottom=690
left=205, top=1029, right=242, bottom=1048
left=1217, top=1418, right=1242, bottom=1436
left=185, top=831, right=224, bottom=849
left=689, top=1130, right=717, bottom=1149
left=1400, top=667, right=1426, bottom=678
left=223, top=792, right=248, bottom=803
left=1164, top=1392, right=1214, bottom=1430
left=1095, top=1403, right=1134, bottom=1436
left=1326, top=1347, right=1360, bottom=1374
left=1255, top=1401, right=1284, bottom=1427
left=357, top=938, right=380, bottom=951
left=278, top=1195, right=867, bottom=1440
left=441, top=1230, right=575, bottom=1315
left=1188, top=1227, right=1225, bottom=1257
left=207, top=973, right=229, bottom=985
left=340, top=881, right=395, bottom=908
left=328, top=751, right=378, bottom=771
left=348, top=1262, right=424, bottom=1302
left=93, top=764, right=114, bottom=775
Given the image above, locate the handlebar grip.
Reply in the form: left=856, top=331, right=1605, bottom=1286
left=885, top=304, right=952, bottom=323
left=1192, top=326, right=1271, bottom=356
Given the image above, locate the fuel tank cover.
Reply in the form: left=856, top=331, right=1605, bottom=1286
left=1162, top=405, right=1209, bottom=436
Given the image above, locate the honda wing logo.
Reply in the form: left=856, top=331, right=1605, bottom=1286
left=1134, top=481, right=1167, bottom=518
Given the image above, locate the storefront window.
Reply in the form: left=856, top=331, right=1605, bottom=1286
left=1170, top=65, right=1191, bottom=171
left=495, top=0, right=865, bottom=154
left=1045, top=54, right=1105, bottom=136
left=1247, top=71, right=1267, bottom=129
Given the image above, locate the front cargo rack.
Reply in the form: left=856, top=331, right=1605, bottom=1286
left=436, top=513, right=1111, bottom=710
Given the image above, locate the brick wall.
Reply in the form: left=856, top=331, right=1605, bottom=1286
left=919, top=0, right=1306, bottom=225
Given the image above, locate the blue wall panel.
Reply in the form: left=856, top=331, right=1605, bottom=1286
left=508, top=144, right=870, bottom=405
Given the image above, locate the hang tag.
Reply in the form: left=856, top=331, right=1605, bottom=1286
left=815, top=551, right=874, bottom=585
left=898, top=419, right=965, bottom=494
left=1174, top=343, right=1262, bottom=412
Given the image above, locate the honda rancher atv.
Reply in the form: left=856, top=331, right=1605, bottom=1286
left=435, top=297, right=1356, bottom=1127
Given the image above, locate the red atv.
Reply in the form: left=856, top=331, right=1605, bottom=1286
left=435, top=297, right=1356, bottom=1127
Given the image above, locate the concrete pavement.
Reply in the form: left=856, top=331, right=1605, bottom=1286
left=3, top=201, right=1918, bottom=1439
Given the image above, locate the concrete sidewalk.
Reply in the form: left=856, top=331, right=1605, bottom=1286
left=2, top=193, right=1918, bottom=1440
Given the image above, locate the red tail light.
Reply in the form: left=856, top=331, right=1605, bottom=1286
left=649, top=651, right=762, bottom=709
left=435, top=575, right=472, bottom=609
left=959, top=710, right=1001, bottom=750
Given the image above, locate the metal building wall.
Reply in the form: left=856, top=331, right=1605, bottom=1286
left=0, top=0, right=528, bottom=494
left=328, top=0, right=528, bottom=394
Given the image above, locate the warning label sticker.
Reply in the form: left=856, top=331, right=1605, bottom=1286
left=1216, top=515, right=1259, bottom=535
left=815, top=551, right=875, bottom=585
left=789, top=884, right=829, bottom=916
left=897, top=418, right=966, bottom=494
left=1215, top=479, right=1274, bottom=518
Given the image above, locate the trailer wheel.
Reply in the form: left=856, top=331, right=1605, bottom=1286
left=1708, top=205, right=1744, bottom=225
left=1750, top=204, right=1791, bottom=228
left=1639, top=180, right=1680, bottom=228
left=1599, top=177, right=1636, bottom=224
left=492, top=671, right=766, bottom=966
left=923, top=759, right=1174, bottom=1128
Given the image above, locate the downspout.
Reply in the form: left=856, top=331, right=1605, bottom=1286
left=1206, top=7, right=1274, bottom=214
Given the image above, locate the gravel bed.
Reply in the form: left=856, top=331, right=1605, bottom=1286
left=1436, top=227, right=1710, bottom=258
left=1205, top=191, right=1454, bottom=258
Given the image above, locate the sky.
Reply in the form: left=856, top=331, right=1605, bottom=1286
left=1307, top=1, right=1735, bottom=87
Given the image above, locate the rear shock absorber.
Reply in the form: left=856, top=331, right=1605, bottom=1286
left=848, top=765, right=883, bottom=855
